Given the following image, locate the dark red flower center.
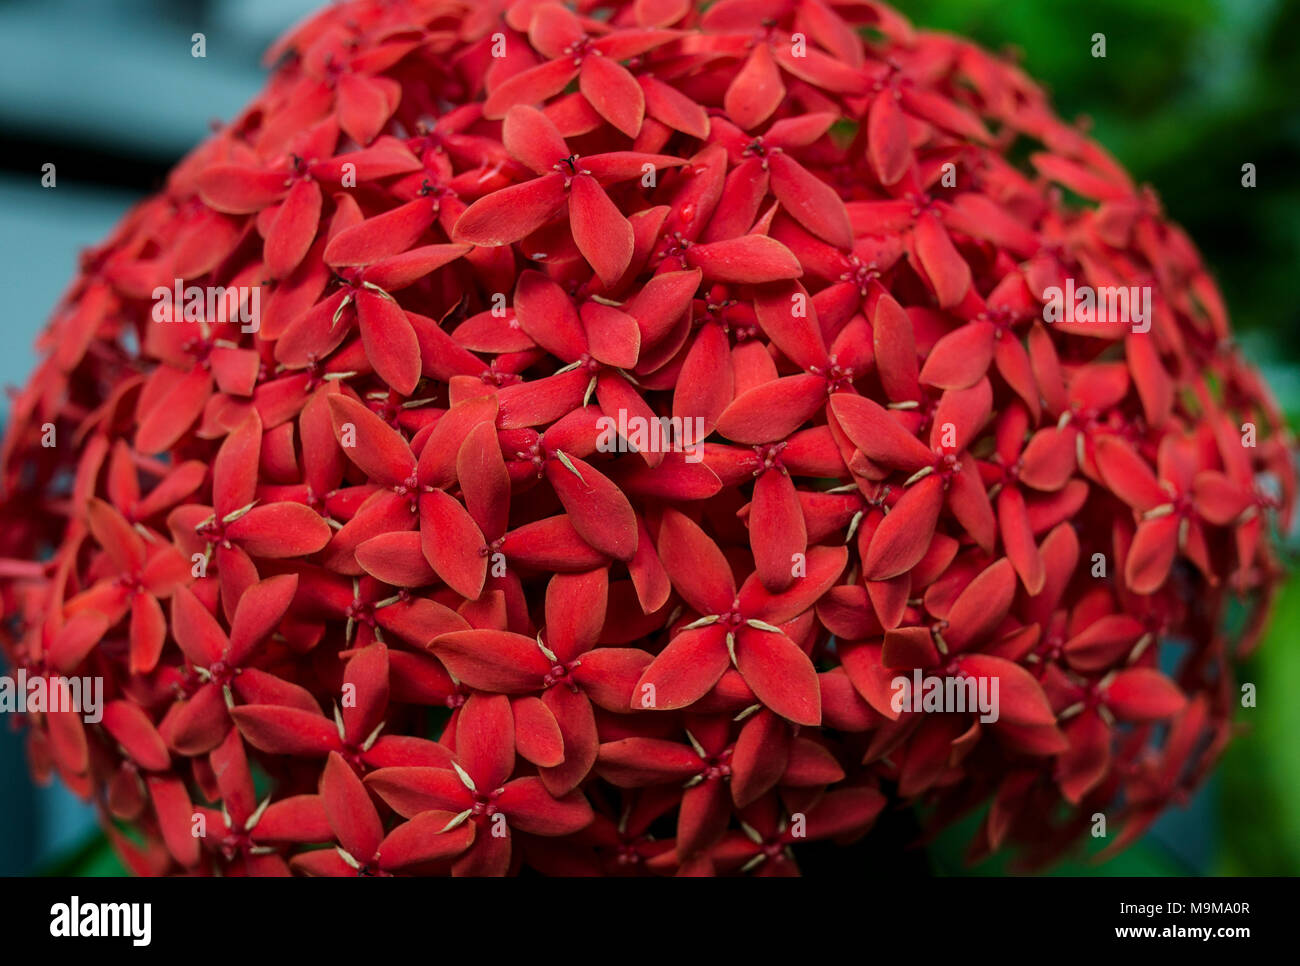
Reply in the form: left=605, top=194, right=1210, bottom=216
left=346, top=598, right=377, bottom=628
left=195, top=516, right=231, bottom=549
left=542, top=660, right=581, bottom=690
left=697, top=746, right=734, bottom=782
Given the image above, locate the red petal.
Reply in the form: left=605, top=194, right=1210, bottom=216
left=544, top=455, right=638, bottom=561
left=147, top=776, right=200, bottom=867
left=496, top=777, right=593, bottom=835
left=485, top=59, right=580, bottom=121
left=357, top=531, right=436, bottom=587
left=170, top=587, right=227, bottom=666
left=867, top=91, right=911, bottom=186
left=583, top=303, right=641, bottom=369
left=769, top=153, right=852, bottom=249
left=724, top=43, right=785, bottom=130
left=227, top=574, right=298, bottom=666
left=102, top=700, right=170, bottom=771
left=539, top=685, right=598, bottom=794
left=569, top=174, right=635, bottom=287
left=829, top=393, right=931, bottom=471
left=512, top=269, right=588, bottom=360
left=213, top=412, right=263, bottom=517
left=735, top=626, right=822, bottom=725
left=863, top=475, right=944, bottom=580
left=327, top=394, right=416, bottom=485
left=1094, top=436, right=1167, bottom=511
left=419, top=491, right=489, bottom=597
left=1064, top=615, right=1144, bottom=672
left=997, top=486, right=1046, bottom=595
left=197, top=165, right=288, bottom=214
left=1124, top=515, right=1179, bottom=595
left=230, top=705, right=338, bottom=756
left=639, top=74, right=709, bottom=138
left=571, top=647, right=653, bottom=712
left=432, top=629, right=551, bottom=692
left=750, top=470, right=806, bottom=593
left=913, top=211, right=971, bottom=308
left=226, top=503, right=331, bottom=558
left=632, top=625, right=731, bottom=711
left=715, top=374, right=826, bottom=444
left=919, top=321, right=995, bottom=390
left=1104, top=669, right=1187, bottom=721
left=377, top=811, right=475, bottom=869
left=730, top=710, right=790, bottom=807
left=324, top=199, right=435, bottom=266
left=129, top=594, right=167, bottom=675
left=457, top=421, right=512, bottom=539
left=501, top=105, right=571, bottom=174
left=513, top=696, right=565, bottom=768
left=265, top=178, right=321, bottom=278
left=322, top=751, right=382, bottom=862
left=656, top=508, right=737, bottom=613
left=953, top=654, right=1055, bottom=727
left=580, top=55, right=645, bottom=137
left=753, top=281, right=829, bottom=371
left=946, top=560, right=1016, bottom=653
left=336, top=72, right=397, bottom=146
left=453, top=173, right=568, bottom=246
left=162, top=682, right=229, bottom=756
left=357, top=291, right=421, bottom=395
left=456, top=694, right=515, bottom=790
left=685, top=234, right=802, bottom=284
left=365, top=767, right=468, bottom=818
left=597, top=737, right=702, bottom=786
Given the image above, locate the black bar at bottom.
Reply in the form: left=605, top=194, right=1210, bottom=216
left=3, top=874, right=1283, bottom=954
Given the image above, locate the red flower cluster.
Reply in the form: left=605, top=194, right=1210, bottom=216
left=0, top=0, right=1292, bottom=876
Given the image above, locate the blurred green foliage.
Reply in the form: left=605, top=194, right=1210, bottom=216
left=1218, top=562, right=1300, bottom=874
left=909, top=0, right=1300, bottom=354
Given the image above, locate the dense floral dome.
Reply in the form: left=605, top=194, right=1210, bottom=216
left=0, top=0, right=1292, bottom=875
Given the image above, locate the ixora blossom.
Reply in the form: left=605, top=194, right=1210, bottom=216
left=0, top=0, right=1292, bottom=878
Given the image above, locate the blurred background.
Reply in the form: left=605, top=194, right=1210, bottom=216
left=0, top=0, right=1296, bottom=875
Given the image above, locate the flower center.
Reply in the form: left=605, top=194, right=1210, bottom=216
left=697, top=747, right=734, bottom=782
left=810, top=356, right=855, bottom=392
left=470, top=788, right=503, bottom=816
left=753, top=442, right=788, bottom=476
left=542, top=660, right=582, bottom=691
left=840, top=255, right=881, bottom=296
left=195, top=517, right=229, bottom=549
